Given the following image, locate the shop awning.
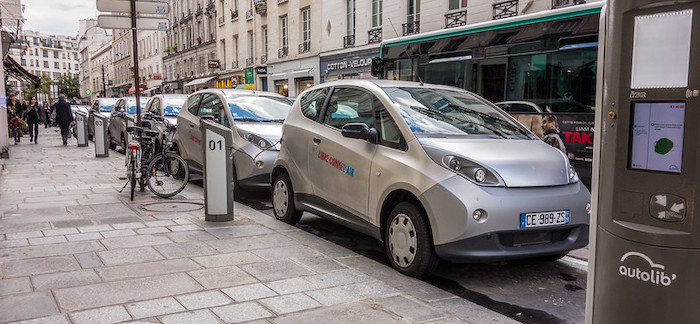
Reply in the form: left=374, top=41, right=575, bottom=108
left=184, top=76, right=216, bottom=87
left=290, top=68, right=313, bottom=78
left=3, top=56, right=40, bottom=87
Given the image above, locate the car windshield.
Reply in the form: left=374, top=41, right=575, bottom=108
left=99, top=99, right=118, bottom=112
left=162, top=98, right=187, bottom=116
left=126, top=99, right=148, bottom=114
left=225, top=94, right=292, bottom=122
left=382, top=87, right=532, bottom=138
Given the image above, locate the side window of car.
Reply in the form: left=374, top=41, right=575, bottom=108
left=322, top=88, right=375, bottom=129
left=198, top=94, right=229, bottom=127
left=375, top=101, right=407, bottom=151
left=92, top=102, right=99, bottom=111
left=186, top=94, right=201, bottom=115
left=299, top=88, right=328, bottom=120
left=151, top=99, right=161, bottom=115
left=114, top=101, right=122, bottom=112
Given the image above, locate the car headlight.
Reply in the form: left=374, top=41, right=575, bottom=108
left=569, top=165, right=579, bottom=183
left=441, top=155, right=504, bottom=186
left=238, top=129, right=274, bottom=150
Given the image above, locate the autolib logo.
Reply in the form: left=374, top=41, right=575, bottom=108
left=619, top=252, right=677, bottom=287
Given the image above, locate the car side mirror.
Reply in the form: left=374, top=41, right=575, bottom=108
left=200, top=114, right=219, bottom=123
left=341, top=123, right=378, bottom=144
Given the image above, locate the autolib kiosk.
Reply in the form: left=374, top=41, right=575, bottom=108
left=94, top=113, right=109, bottom=158
left=200, top=119, right=234, bottom=222
left=587, top=0, right=700, bottom=322
left=75, top=111, right=88, bottom=147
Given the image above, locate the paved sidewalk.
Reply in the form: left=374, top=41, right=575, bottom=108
left=0, top=127, right=517, bottom=324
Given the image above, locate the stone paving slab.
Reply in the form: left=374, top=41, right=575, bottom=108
left=0, top=129, right=516, bottom=323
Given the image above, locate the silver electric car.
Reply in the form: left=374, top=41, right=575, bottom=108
left=88, top=97, right=118, bottom=139
left=172, top=89, right=293, bottom=192
left=144, top=94, right=189, bottom=147
left=108, top=97, right=147, bottom=151
left=272, top=80, right=591, bottom=278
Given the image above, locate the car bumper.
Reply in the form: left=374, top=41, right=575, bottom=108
left=233, top=148, right=278, bottom=190
left=421, top=175, right=591, bottom=262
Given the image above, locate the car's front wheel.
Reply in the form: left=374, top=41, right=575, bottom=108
left=272, top=172, right=303, bottom=224
left=385, top=202, right=439, bottom=278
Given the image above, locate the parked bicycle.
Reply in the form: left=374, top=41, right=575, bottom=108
left=120, top=117, right=189, bottom=200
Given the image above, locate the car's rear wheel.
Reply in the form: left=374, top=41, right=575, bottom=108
left=272, top=172, right=303, bottom=224
left=386, top=202, right=439, bottom=278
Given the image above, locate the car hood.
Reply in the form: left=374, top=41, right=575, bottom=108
left=235, top=122, right=283, bottom=143
left=418, top=137, right=571, bottom=187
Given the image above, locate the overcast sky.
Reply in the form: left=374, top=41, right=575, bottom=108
left=21, top=0, right=98, bottom=36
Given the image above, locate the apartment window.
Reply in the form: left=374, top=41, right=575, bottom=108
left=43, top=50, right=48, bottom=57
left=62, top=53, right=66, bottom=59
left=372, top=0, right=383, bottom=27
left=233, top=35, right=239, bottom=67
left=55, top=62, right=60, bottom=69
left=35, top=49, right=38, bottom=56
left=36, top=59, right=39, bottom=66
left=346, top=1, right=355, bottom=36
left=449, top=0, right=467, bottom=10
left=75, top=64, right=79, bottom=71
left=21, top=59, right=26, bottom=66
left=74, top=53, right=78, bottom=60
left=44, top=61, right=49, bottom=68
left=407, top=0, right=419, bottom=23
left=302, top=7, right=311, bottom=43
left=30, top=60, right=34, bottom=67
left=221, top=39, right=226, bottom=68
left=280, top=15, right=288, bottom=50
left=248, top=30, right=254, bottom=61
left=262, top=26, right=268, bottom=56
left=54, top=51, right=59, bottom=58
left=63, top=62, right=66, bottom=69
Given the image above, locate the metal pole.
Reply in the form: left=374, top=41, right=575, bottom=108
left=101, top=65, right=106, bottom=97
left=131, top=0, right=141, bottom=124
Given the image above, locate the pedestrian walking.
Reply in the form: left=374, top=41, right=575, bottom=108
left=26, top=97, right=42, bottom=144
left=6, top=94, right=22, bottom=144
left=43, top=101, right=51, bottom=128
left=54, top=94, right=74, bottom=146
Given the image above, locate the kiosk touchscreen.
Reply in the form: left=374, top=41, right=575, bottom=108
left=587, top=1, right=700, bottom=323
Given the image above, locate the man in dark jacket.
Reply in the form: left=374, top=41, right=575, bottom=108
left=54, top=94, right=74, bottom=145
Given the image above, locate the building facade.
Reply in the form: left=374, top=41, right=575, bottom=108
left=163, top=0, right=218, bottom=94
left=112, top=29, right=134, bottom=96
left=137, top=30, right=166, bottom=94
left=12, top=30, right=79, bottom=82
left=78, top=19, right=112, bottom=102
left=89, top=42, right=115, bottom=98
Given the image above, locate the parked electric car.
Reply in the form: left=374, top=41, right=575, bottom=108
left=108, top=97, right=147, bottom=152
left=172, top=89, right=293, bottom=192
left=272, top=80, right=591, bottom=278
left=88, top=97, right=118, bottom=139
left=143, top=94, right=189, bottom=147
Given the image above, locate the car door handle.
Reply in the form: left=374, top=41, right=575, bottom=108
left=313, top=137, right=322, bottom=144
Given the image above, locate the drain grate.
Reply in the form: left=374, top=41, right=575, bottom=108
left=141, top=202, right=204, bottom=212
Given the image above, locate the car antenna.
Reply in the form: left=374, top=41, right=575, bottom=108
left=414, top=71, right=424, bottom=86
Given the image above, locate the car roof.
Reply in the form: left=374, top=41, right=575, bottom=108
left=192, top=88, right=287, bottom=98
left=313, top=79, right=465, bottom=91
left=155, top=94, right=189, bottom=99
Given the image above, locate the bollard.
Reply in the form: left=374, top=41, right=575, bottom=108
left=94, top=113, right=109, bottom=158
left=201, top=120, right=234, bottom=222
left=75, top=111, right=88, bottom=147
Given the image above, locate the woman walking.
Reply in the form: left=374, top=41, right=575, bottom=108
left=26, top=97, right=42, bottom=144
left=7, top=100, right=21, bottom=144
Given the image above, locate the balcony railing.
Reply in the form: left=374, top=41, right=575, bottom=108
left=246, top=9, right=254, bottom=20
left=231, top=10, right=239, bottom=20
left=298, top=41, right=310, bottom=54
left=445, top=9, right=467, bottom=28
left=368, top=28, right=382, bottom=43
left=343, top=35, right=355, bottom=48
left=402, top=21, right=420, bottom=36
left=278, top=47, right=288, bottom=58
left=218, top=16, right=225, bottom=25
left=245, top=57, right=254, bottom=66
left=493, top=0, right=518, bottom=20
left=260, top=54, right=268, bottom=64
left=552, top=0, right=586, bottom=9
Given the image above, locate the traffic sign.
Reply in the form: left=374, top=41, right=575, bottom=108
left=97, top=0, right=169, bottom=15
left=98, top=15, right=169, bottom=30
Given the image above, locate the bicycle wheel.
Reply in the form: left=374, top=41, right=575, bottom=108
left=129, top=153, right=137, bottom=201
left=146, top=152, right=189, bottom=198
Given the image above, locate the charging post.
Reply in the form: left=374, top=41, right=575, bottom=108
left=201, top=120, right=234, bottom=222
left=587, top=0, right=700, bottom=322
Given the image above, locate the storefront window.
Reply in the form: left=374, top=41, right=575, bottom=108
left=295, top=77, right=314, bottom=94
left=275, top=80, right=289, bottom=97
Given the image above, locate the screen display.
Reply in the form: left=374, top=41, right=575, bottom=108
left=630, top=102, right=685, bottom=173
